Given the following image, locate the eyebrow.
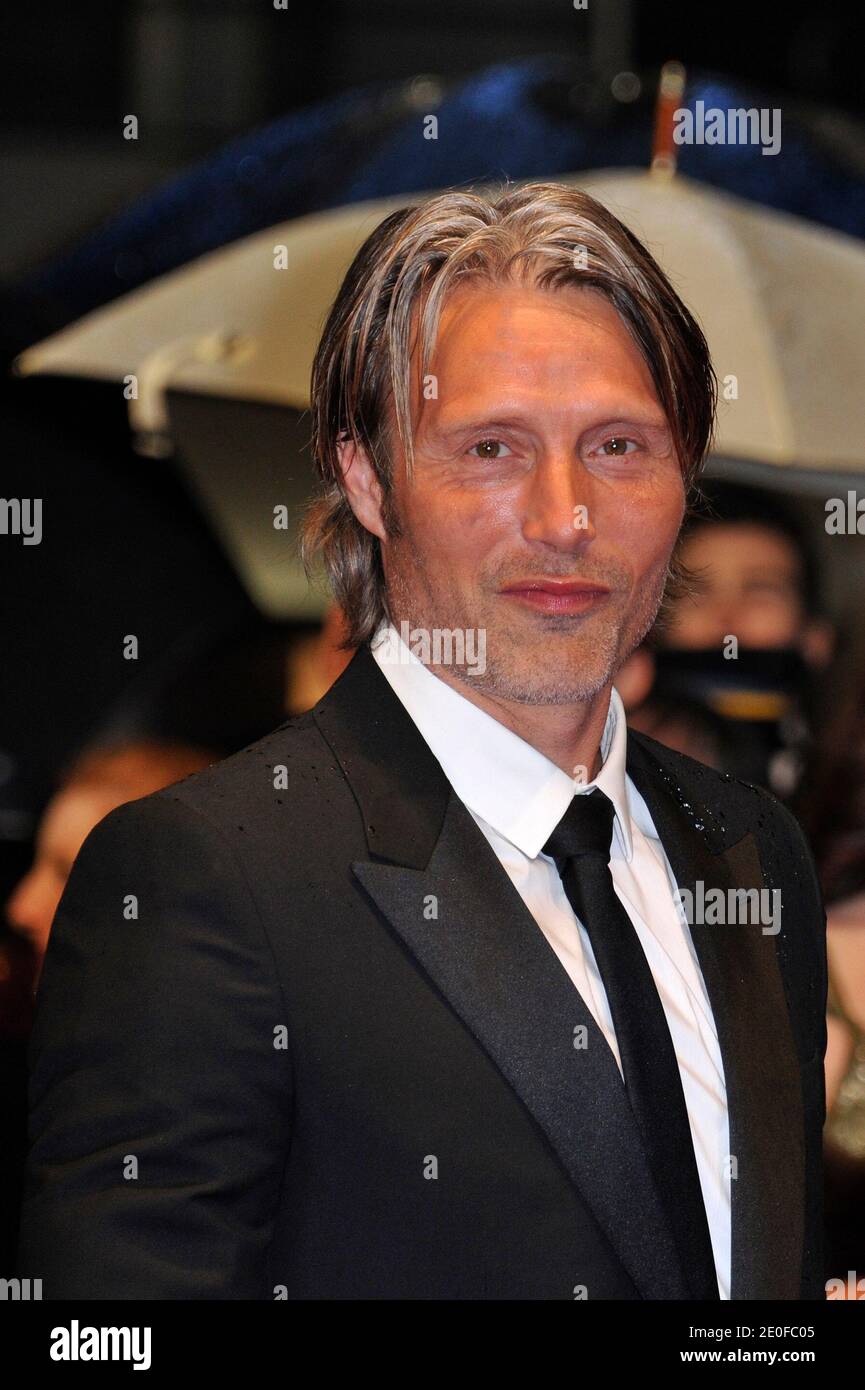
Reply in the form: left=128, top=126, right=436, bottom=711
left=430, top=410, right=671, bottom=439
left=430, top=415, right=532, bottom=439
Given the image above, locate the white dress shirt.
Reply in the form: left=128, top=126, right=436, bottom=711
left=370, top=619, right=731, bottom=1299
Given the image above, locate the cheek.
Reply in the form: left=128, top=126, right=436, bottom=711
left=408, top=482, right=509, bottom=560
left=748, top=607, right=798, bottom=644
left=614, top=486, right=684, bottom=571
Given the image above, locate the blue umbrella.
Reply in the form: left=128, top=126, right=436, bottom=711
left=21, top=56, right=865, bottom=329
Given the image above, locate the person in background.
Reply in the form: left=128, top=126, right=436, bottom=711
left=796, top=629, right=865, bottom=1295
left=6, top=739, right=215, bottom=975
left=284, top=602, right=354, bottom=714
left=628, top=481, right=834, bottom=796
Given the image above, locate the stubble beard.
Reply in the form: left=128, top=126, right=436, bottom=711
left=474, top=560, right=669, bottom=704
left=382, top=522, right=672, bottom=708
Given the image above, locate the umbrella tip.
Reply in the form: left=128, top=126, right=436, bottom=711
left=651, top=60, right=687, bottom=180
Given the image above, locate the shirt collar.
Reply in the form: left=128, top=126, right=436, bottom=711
left=369, top=620, right=634, bottom=862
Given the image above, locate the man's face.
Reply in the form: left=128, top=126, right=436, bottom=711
left=662, top=523, right=805, bottom=650
left=350, top=278, right=686, bottom=704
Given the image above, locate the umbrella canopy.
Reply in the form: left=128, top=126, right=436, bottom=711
left=20, top=60, right=865, bottom=326
left=17, top=169, right=865, bottom=614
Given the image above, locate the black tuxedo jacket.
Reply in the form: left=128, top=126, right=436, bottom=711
left=19, top=643, right=827, bottom=1299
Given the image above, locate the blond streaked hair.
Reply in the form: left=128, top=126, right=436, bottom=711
left=302, top=181, right=717, bottom=648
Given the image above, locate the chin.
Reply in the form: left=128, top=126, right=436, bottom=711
left=472, top=657, right=614, bottom=705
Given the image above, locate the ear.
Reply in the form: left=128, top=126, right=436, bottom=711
left=800, top=616, right=835, bottom=670
left=336, top=436, right=388, bottom=542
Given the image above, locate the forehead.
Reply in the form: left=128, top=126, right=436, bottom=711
left=410, top=278, right=660, bottom=408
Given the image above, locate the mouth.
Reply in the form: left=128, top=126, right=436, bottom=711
left=498, top=579, right=612, bottom=615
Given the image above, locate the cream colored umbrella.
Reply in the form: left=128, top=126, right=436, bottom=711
left=16, top=170, right=865, bottom=615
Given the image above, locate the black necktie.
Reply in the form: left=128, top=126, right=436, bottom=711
left=543, top=788, right=720, bottom=1300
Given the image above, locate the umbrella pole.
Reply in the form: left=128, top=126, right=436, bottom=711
left=652, top=60, right=687, bottom=178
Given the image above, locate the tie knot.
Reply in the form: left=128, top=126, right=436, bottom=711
left=542, top=787, right=616, bottom=868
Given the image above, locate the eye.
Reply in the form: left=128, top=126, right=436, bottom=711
left=468, top=438, right=514, bottom=459
left=598, top=436, right=639, bottom=457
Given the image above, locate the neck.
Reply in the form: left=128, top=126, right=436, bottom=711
left=427, top=661, right=612, bottom=780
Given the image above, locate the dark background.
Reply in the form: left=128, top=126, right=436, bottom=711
left=2, top=1, right=863, bottom=282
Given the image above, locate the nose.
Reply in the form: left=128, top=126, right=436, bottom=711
left=521, top=450, right=597, bottom=552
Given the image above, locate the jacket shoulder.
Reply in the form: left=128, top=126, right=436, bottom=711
left=629, top=725, right=825, bottom=919
left=627, top=724, right=761, bottom=803
left=627, top=725, right=812, bottom=851
left=65, top=711, right=348, bottom=866
left=147, top=709, right=345, bottom=822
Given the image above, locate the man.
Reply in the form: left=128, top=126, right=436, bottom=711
left=19, top=183, right=827, bottom=1300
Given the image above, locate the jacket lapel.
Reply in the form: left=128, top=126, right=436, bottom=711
left=315, top=647, right=805, bottom=1298
left=315, top=646, right=692, bottom=1299
left=626, top=733, right=805, bottom=1300
left=353, top=794, right=699, bottom=1299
